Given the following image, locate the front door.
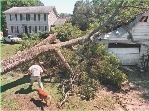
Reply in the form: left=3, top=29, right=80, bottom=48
left=24, top=26, right=28, bottom=34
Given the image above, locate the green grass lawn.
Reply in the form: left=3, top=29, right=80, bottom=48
left=1, top=72, right=62, bottom=110
left=0, top=72, right=119, bottom=110
left=1, top=43, right=21, bottom=60
left=1, top=68, right=149, bottom=110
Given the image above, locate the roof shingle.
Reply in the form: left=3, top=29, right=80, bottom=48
left=3, top=6, right=56, bottom=14
left=54, top=18, right=67, bottom=25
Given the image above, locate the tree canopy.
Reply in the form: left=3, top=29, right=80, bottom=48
left=72, top=0, right=149, bottom=31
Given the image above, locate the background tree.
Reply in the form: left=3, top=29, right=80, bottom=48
left=1, top=0, right=44, bottom=37
left=51, top=23, right=83, bottom=41
left=59, top=13, right=72, bottom=18
left=72, top=0, right=93, bottom=31
left=72, top=0, right=149, bottom=32
left=91, top=0, right=149, bottom=31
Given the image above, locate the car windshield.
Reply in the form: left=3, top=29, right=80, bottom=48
left=9, top=35, right=18, bottom=38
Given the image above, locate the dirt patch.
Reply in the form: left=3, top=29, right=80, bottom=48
left=2, top=85, right=149, bottom=110
left=2, top=94, right=59, bottom=110
left=98, top=84, right=149, bottom=110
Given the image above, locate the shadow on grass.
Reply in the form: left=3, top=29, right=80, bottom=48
left=1, top=73, right=60, bottom=93
left=124, top=66, right=149, bottom=101
left=15, top=86, right=36, bottom=94
left=1, top=74, right=30, bottom=93
left=128, top=71, right=149, bottom=90
left=2, top=41, right=20, bottom=45
left=30, top=98, right=47, bottom=111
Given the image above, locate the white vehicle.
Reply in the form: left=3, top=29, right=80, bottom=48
left=0, top=31, right=3, bottom=41
left=2, top=35, right=22, bottom=43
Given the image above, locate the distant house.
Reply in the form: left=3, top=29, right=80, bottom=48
left=53, top=18, right=67, bottom=26
left=98, top=11, right=149, bottom=66
left=3, top=6, right=66, bottom=36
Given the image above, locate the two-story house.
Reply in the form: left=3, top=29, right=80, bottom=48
left=3, top=6, right=59, bottom=36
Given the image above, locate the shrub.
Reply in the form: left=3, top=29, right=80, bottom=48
left=78, top=72, right=100, bottom=100
left=38, top=31, right=50, bottom=39
left=51, top=23, right=83, bottom=42
left=18, top=33, right=42, bottom=51
left=87, top=43, right=127, bottom=88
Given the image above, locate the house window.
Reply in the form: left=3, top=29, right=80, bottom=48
left=39, top=26, right=44, bottom=31
left=11, top=26, right=17, bottom=33
left=20, top=14, right=22, bottom=21
left=45, top=26, right=47, bottom=31
left=15, top=14, right=17, bottom=21
left=35, top=26, right=37, bottom=33
left=38, top=14, right=40, bottom=21
left=10, top=14, right=12, bottom=21
left=29, top=26, right=31, bottom=33
left=26, top=14, right=30, bottom=21
left=44, top=14, right=46, bottom=21
left=11, top=26, right=13, bottom=33
left=34, top=14, right=36, bottom=21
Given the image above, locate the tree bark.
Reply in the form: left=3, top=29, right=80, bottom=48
left=34, top=33, right=56, bottom=47
left=54, top=48, right=74, bottom=75
left=1, top=1, right=124, bottom=74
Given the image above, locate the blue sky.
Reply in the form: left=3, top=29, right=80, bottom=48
left=40, top=0, right=81, bottom=14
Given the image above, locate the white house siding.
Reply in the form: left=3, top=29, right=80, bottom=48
left=124, top=18, right=149, bottom=59
left=131, top=13, right=149, bottom=41
left=5, top=13, right=52, bottom=35
left=139, top=45, right=148, bottom=60
left=48, top=10, right=57, bottom=30
left=131, top=22, right=149, bottom=40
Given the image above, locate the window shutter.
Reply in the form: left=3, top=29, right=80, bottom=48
left=20, top=14, right=22, bottom=21
left=29, top=26, right=31, bottom=33
left=44, top=14, right=46, bottom=21
left=15, top=14, right=17, bottom=21
left=28, top=14, right=30, bottom=21
left=34, top=14, right=36, bottom=21
left=38, top=14, right=40, bottom=21
left=10, top=14, right=11, bottom=21
left=35, top=26, right=37, bottom=33
left=11, top=26, right=13, bottom=33
left=17, top=26, right=19, bottom=33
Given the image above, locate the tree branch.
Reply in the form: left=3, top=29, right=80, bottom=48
left=123, top=6, right=149, bottom=10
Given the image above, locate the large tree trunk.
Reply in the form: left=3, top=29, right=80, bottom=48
left=1, top=1, right=124, bottom=74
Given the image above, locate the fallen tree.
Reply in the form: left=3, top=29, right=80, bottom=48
left=1, top=1, right=124, bottom=74
left=1, top=1, right=133, bottom=108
